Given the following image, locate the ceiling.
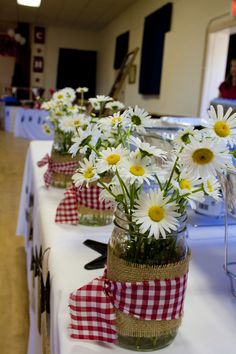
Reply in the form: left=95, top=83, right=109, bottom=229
left=0, top=0, right=137, bottom=30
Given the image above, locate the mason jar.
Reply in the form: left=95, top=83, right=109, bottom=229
left=107, top=204, right=189, bottom=351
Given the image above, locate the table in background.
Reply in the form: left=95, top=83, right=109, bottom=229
left=4, top=106, right=20, bottom=132
left=14, top=108, right=54, bottom=140
left=17, top=141, right=236, bottom=354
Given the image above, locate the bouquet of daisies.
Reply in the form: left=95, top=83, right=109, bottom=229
left=41, top=87, right=90, bottom=153
left=72, top=104, right=234, bottom=242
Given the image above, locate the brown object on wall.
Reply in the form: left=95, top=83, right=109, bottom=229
left=109, top=47, right=139, bottom=100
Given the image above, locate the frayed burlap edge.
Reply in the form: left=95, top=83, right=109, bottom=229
left=51, top=150, right=80, bottom=188
left=115, top=311, right=181, bottom=337
left=51, top=150, right=80, bottom=163
left=107, top=244, right=191, bottom=282
left=107, top=244, right=191, bottom=337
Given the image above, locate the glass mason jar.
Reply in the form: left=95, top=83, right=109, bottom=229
left=50, top=149, right=79, bottom=188
left=77, top=203, right=114, bottom=226
left=108, top=204, right=188, bottom=351
left=78, top=178, right=114, bottom=226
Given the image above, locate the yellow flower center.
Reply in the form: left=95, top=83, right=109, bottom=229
left=192, top=148, right=214, bottom=165
left=207, top=180, right=213, bottom=193
left=57, top=94, right=64, bottom=99
left=129, top=164, right=145, bottom=176
left=112, top=116, right=122, bottom=125
left=148, top=206, right=165, bottom=222
left=179, top=179, right=191, bottom=190
left=214, top=121, right=230, bottom=137
left=106, top=153, right=121, bottom=165
left=73, top=119, right=81, bottom=127
left=83, top=167, right=94, bottom=179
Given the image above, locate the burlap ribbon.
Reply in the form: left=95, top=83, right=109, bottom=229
left=107, top=244, right=191, bottom=338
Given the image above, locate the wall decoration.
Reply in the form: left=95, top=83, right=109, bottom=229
left=109, top=47, right=139, bottom=99
left=34, top=26, right=45, bottom=44
left=114, top=31, right=129, bottom=70
left=139, top=3, right=173, bottom=95
left=33, top=56, right=44, bottom=73
left=31, top=26, right=46, bottom=88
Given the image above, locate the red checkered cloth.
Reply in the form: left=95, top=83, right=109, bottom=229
left=55, top=184, right=112, bottom=224
left=37, top=154, right=78, bottom=188
left=69, top=276, right=117, bottom=343
left=69, top=272, right=188, bottom=343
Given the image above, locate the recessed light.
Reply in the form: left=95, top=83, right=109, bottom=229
left=17, top=0, right=41, bottom=7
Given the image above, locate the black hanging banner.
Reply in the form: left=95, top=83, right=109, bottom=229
left=114, top=31, right=130, bottom=70
left=139, top=3, right=172, bottom=95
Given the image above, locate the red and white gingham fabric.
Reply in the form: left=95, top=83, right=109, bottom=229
left=37, top=154, right=78, bottom=188
left=55, top=184, right=112, bottom=224
left=69, top=277, right=117, bottom=343
left=69, top=272, right=188, bottom=343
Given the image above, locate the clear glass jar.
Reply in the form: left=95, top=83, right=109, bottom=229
left=109, top=204, right=188, bottom=351
left=78, top=204, right=114, bottom=226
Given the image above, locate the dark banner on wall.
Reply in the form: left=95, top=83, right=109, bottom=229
left=139, top=3, right=172, bottom=95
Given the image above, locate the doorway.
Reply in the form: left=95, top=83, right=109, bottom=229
left=56, top=48, right=97, bottom=97
left=200, top=26, right=236, bottom=118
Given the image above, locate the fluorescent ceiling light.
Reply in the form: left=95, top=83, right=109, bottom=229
left=17, top=0, right=41, bottom=7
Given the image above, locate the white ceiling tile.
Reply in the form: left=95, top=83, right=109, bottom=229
left=0, top=0, right=137, bottom=29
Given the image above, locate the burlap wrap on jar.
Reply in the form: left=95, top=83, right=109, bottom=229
left=50, top=150, right=80, bottom=188
left=107, top=244, right=191, bottom=338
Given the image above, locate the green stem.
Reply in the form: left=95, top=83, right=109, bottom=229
left=87, top=143, right=100, bottom=157
left=155, top=175, right=162, bottom=190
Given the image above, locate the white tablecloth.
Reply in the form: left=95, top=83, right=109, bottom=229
left=4, top=106, right=20, bottom=132
left=14, top=108, right=54, bottom=140
left=17, top=141, right=236, bottom=354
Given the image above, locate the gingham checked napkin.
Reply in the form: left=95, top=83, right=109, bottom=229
left=69, top=273, right=188, bottom=343
left=37, top=154, right=78, bottom=188
left=55, top=184, right=112, bottom=224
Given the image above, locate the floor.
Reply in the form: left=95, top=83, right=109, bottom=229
left=0, top=131, right=29, bottom=354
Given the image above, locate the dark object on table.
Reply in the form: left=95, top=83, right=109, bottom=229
left=83, top=239, right=107, bottom=270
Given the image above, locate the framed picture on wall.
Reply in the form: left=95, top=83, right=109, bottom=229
left=34, top=26, right=45, bottom=44
left=33, top=56, right=44, bottom=73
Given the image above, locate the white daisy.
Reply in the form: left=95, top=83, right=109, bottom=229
left=119, top=152, right=155, bottom=186
left=174, top=127, right=198, bottom=146
left=133, top=190, right=180, bottom=239
left=124, top=105, right=153, bottom=133
left=203, top=105, right=236, bottom=146
left=99, top=183, right=123, bottom=204
left=58, top=116, right=76, bottom=133
left=41, top=101, right=54, bottom=111
left=89, top=95, right=113, bottom=110
left=69, top=126, right=101, bottom=156
left=180, top=136, right=231, bottom=179
left=172, top=172, right=204, bottom=209
left=105, top=101, right=125, bottom=111
left=62, top=87, right=76, bottom=102
left=129, top=136, right=167, bottom=159
left=96, top=146, right=128, bottom=173
left=96, top=95, right=113, bottom=102
left=76, top=87, right=89, bottom=93
left=203, top=176, right=222, bottom=201
left=71, top=113, right=87, bottom=128
left=42, top=123, right=52, bottom=135
left=98, top=112, right=126, bottom=130
left=53, top=87, right=76, bottom=103
left=72, top=157, right=99, bottom=187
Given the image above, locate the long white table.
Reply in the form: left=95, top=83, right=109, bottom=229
left=14, top=108, right=54, bottom=140
left=17, top=141, right=236, bottom=354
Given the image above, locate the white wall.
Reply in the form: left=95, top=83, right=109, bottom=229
left=97, top=0, right=232, bottom=116
left=0, top=56, right=15, bottom=96
left=43, top=26, right=99, bottom=95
